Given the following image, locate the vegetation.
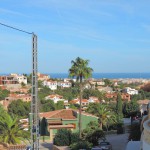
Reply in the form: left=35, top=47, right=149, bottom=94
left=116, top=93, right=123, bottom=122
left=128, top=123, right=141, bottom=141
left=53, top=129, right=79, bottom=146
left=0, top=106, right=29, bottom=144
left=123, top=100, right=139, bottom=119
left=70, top=140, right=92, bottom=150
left=40, top=99, right=56, bottom=112
left=86, top=103, right=116, bottom=130
left=8, top=100, right=30, bottom=118
left=0, top=88, right=10, bottom=100
left=69, top=57, right=93, bottom=138
left=82, top=121, right=105, bottom=146
left=82, top=88, right=104, bottom=100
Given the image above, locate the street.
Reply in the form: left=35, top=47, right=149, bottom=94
left=106, top=133, right=129, bottom=150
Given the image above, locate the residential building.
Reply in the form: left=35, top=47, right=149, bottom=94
left=43, top=80, right=57, bottom=90
left=137, top=100, right=150, bottom=115
left=1, top=93, right=31, bottom=109
left=38, top=109, right=98, bottom=141
left=45, top=94, right=67, bottom=104
left=105, top=93, right=130, bottom=101
left=11, top=74, right=27, bottom=85
left=88, top=96, right=99, bottom=103
left=57, top=81, right=72, bottom=88
left=97, top=86, right=113, bottom=93
left=37, top=73, right=50, bottom=81
left=69, top=98, right=89, bottom=106
left=0, top=75, right=18, bottom=85
left=5, top=93, right=31, bottom=102
left=123, top=87, right=138, bottom=95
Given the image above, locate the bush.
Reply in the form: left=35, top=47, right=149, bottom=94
left=85, top=129, right=105, bottom=146
left=117, top=123, right=124, bottom=134
left=70, top=140, right=92, bottom=150
left=53, top=129, right=80, bottom=146
left=70, top=132, right=80, bottom=144
left=128, top=123, right=141, bottom=141
left=53, top=129, right=71, bottom=146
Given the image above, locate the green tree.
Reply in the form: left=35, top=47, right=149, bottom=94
left=87, top=104, right=116, bottom=130
left=69, top=57, right=93, bottom=138
left=0, top=112, right=29, bottom=144
left=103, top=79, right=112, bottom=86
left=116, top=93, right=123, bottom=122
left=8, top=100, right=30, bottom=118
left=40, top=117, right=49, bottom=142
left=82, top=121, right=105, bottom=146
left=123, top=100, right=139, bottom=121
left=41, top=100, right=56, bottom=112
left=56, top=101, right=64, bottom=110
left=0, top=88, right=10, bottom=100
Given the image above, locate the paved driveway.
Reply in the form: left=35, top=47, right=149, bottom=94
left=39, top=142, right=53, bottom=150
left=106, top=133, right=129, bottom=150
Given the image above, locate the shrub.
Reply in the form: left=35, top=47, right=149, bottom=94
left=85, top=129, right=105, bottom=146
left=117, top=123, right=124, bottom=134
left=70, top=140, right=92, bottom=150
left=128, top=123, right=141, bottom=141
left=53, top=129, right=71, bottom=146
left=70, top=132, right=80, bottom=144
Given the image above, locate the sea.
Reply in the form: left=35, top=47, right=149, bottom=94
left=1, top=73, right=150, bottom=79
left=48, top=73, right=150, bottom=79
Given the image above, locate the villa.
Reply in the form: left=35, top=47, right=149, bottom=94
left=39, top=109, right=98, bottom=141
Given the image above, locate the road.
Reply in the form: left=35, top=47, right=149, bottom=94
left=106, top=133, right=129, bottom=150
left=39, top=142, right=53, bottom=150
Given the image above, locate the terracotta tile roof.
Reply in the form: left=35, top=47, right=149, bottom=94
left=40, top=109, right=98, bottom=120
left=69, top=99, right=88, bottom=104
left=46, top=94, right=63, bottom=99
left=137, top=99, right=150, bottom=105
left=39, top=109, right=77, bottom=120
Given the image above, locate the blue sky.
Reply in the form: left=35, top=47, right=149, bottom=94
left=0, top=0, right=150, bottom=73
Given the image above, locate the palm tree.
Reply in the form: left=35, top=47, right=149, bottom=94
left=0, top=112, right=29, bottom=144
left=69, top=57, right=93, bottom=138
left=95, top=104, right=116, bottom=130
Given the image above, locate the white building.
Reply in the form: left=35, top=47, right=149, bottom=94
left=11, top=74, right=27, bottom=85
left=57, top=81, right=72, bottom=88
left=123, top=87, right=138, bottom=95
left=88, top=96, right=99, bottom=103
left=43, top=80, right=57, bottom=90
left=45, top=94, right=67, bottom=104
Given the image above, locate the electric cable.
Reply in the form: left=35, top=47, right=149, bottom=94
left=0, top=22, right=33, bottom=34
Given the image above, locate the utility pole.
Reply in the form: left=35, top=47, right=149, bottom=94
left=31, top=33, right=40, bottom=150
left=0, top=23, right=40, bottom=150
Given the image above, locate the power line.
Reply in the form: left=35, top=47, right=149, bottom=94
left=0, top=22, right=32, bottom=34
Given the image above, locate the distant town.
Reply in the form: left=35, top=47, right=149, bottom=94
left=0, top=72, right=150, bottom=150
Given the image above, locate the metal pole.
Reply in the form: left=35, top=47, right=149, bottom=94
left=31, top=33, right=40, bottom=150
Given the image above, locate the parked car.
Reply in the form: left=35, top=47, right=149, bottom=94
left=99, top=141, right=112, bottom=150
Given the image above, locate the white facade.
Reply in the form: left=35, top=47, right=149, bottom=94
left=88, top=97, right=99, bottom=103
left=123, top=87, right=138, bottom=95
left=45, top=94, right=67, bottom=103
left=11, top=74, right=27, bottom=85
left=57, top=81, right=72, bottom=88
left=43, top=80, right=57, bottom=90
